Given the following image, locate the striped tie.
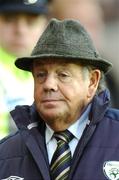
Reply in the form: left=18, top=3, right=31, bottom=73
left=50, top=130, right=74, bottom=180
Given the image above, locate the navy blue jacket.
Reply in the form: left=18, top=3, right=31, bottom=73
left=0, top=90, right=119, bottom=180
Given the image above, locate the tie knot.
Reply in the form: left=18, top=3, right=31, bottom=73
left=54, top=129, right=74, bottom=143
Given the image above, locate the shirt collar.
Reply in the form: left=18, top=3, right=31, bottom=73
left=46, top=103, right=91, bottom=144
left=46, top=124, right=54, bottom=144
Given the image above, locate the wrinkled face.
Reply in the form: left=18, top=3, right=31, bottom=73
left=0, top=13, right=47, bottom=57
left=32, top=59, right=101, bottom=131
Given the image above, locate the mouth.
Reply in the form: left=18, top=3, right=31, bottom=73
left=42, top=99, right=61, bottom=103
left=42, top=99, right=60, bottom=102
left=41, top=99, right=63, bottom=108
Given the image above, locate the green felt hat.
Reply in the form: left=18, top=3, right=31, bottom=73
left=15, top=18, right=112, bottom=73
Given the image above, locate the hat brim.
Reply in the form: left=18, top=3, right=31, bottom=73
left=0, top=5, right=48, bottom=14
left=15, top=54, right=112, bottom=74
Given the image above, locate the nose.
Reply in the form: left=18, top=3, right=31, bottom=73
left=43, top=73, right=58, bottom=92
left=15, top=18, right=29, bottom=35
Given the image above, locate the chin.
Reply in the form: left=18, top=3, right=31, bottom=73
left=40, top=111, right=59, bottom=121
left=39, top=108, right=63, bottom=119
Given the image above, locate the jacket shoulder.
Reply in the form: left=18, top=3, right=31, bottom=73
left=0, top=131, right=28, bottom=160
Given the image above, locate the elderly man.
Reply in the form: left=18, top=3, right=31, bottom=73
left=0, top=19, right=119, bottom=180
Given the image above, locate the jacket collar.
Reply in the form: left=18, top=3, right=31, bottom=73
left=10, top=103, right=41, bottom=130
left=89, top=89, right=110, bottom=125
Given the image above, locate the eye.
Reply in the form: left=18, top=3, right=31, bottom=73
left=37, top=71, right=46, bottom=77
left=36, top=71, right=47, bottom=83
left=59, top=72, right=68, bottom=77
left=3, top=15, right=16, bottom=23
left=58, top=72, right=71, bottom=83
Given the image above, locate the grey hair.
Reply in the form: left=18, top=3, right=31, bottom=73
left=83, top=64, right=106, bottom=94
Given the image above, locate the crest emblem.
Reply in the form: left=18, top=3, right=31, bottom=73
left=24, top=0, right=38, bottom=5
left=103, top=161, right=119, bottom=180
left=1, top=176, right=24, bottom=180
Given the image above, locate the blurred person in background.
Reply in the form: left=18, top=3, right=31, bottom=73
left=48, top=0, right=105, bottom=50
left=99, top=0, right=119, bottom=108
left=0, top=0, right=48, bottom=139
left=48, top=0, right=119, bottom=108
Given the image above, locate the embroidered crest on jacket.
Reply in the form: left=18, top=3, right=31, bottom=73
left=24, top=0, right=38, bottom=5
left=1, top=176, right=24, bottom=180
left=103, top=161, right=119, bottom=180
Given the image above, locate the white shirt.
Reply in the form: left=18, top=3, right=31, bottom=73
left=45, top=104, right=91, bottom=163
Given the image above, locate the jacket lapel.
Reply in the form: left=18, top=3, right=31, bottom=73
left=69, top=90, right=110, bottom=179
left=20, top=128, right=51, bottom=180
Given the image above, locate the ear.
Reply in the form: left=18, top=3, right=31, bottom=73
left=87, top=69, right=101, bottom=99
